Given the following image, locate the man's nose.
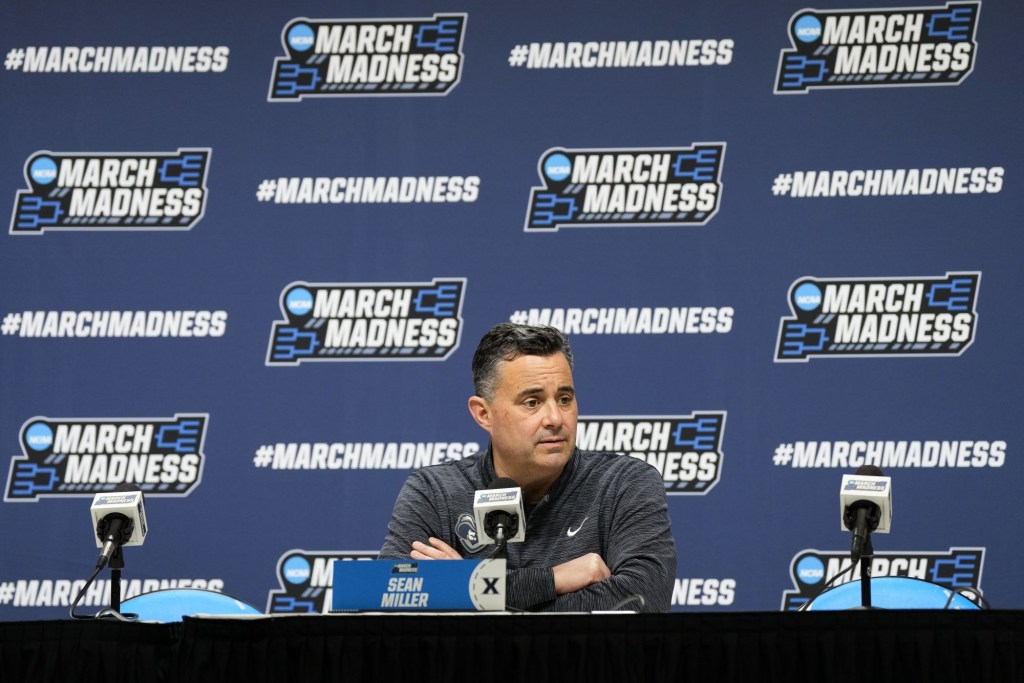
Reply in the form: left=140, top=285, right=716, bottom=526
left=542, top=400, right=563, bottom=428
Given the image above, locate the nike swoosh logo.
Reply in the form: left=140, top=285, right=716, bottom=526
left=567, top=517, right=589, bottom=537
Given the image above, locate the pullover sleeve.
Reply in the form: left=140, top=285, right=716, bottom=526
left=378, top=471, right=452, bottom=559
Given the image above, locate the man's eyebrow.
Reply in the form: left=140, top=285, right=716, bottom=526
left=513, top=385, right=575, bottom=401
left=514, top=387, right=544, bottom=400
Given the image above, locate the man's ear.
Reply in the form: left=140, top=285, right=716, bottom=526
left=467, top=395, right=492, bottom=432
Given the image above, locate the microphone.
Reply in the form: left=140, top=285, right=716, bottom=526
left=473, top=477, right=526, bottom=556
left=840, top=465, right=892, bottom=562
left=91, top=484, right=148, bottom=570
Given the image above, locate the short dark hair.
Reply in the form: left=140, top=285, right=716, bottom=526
left=471, top=323, right=574, bottom=400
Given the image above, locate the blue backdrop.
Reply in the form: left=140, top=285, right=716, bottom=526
left=1, top=0, right=1020, bottom=618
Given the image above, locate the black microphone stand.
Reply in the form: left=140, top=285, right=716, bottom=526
left=858, top=534, right=874, bottom=609
left=845, top=503, right=880, bottom=609
left=109, top=544, right=124, bottom=614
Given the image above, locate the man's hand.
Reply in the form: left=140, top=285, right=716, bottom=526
left=410, top=537, right=463, bottom=560
left=552, top=553, right=611, bottom=595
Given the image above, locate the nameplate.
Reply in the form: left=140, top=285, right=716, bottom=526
left=331, top=558, right=506, bottom=612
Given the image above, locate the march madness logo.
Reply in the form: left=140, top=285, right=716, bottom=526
left=525, top=144, right=725, bottom=231
left=776, top=2, right=979, bottom=93
left=268, top=14, right=466, bottom=101
left=577, top=412, right=726, bottom=494
left=775, top=272, right=979, bottom=362
left=266, top=278, right=466, bottom=365
left=5, top=415, right=207, bottom=501
left=783, top=547, right=985, bottom=610
left=11, top=149, right=210, bottom=234
left=268, top=550, right=377, bottom=614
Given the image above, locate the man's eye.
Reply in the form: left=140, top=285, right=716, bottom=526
left=523, top=399, right=538, bottom=408
left=559, top=395, right=573, bottom=405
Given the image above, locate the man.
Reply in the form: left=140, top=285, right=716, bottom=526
left=379, top=323, right=676, bottom=612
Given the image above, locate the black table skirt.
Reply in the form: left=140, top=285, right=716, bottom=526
left=3, top=611, right=1022, bottom=683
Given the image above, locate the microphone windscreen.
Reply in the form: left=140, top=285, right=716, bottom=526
left=488, top=477, right=520, bottom=489
left=854, top=465, right=884, bottom=477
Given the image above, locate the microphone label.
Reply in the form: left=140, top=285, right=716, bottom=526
left=476, top=490, right=518, bottom=503
left=843, top=479, right=888, bottom=492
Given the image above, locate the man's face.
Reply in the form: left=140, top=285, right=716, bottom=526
left=470, top=352, right=577, bottom=492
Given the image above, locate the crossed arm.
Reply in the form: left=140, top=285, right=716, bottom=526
left=411, top=536, right=611, bottom=596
